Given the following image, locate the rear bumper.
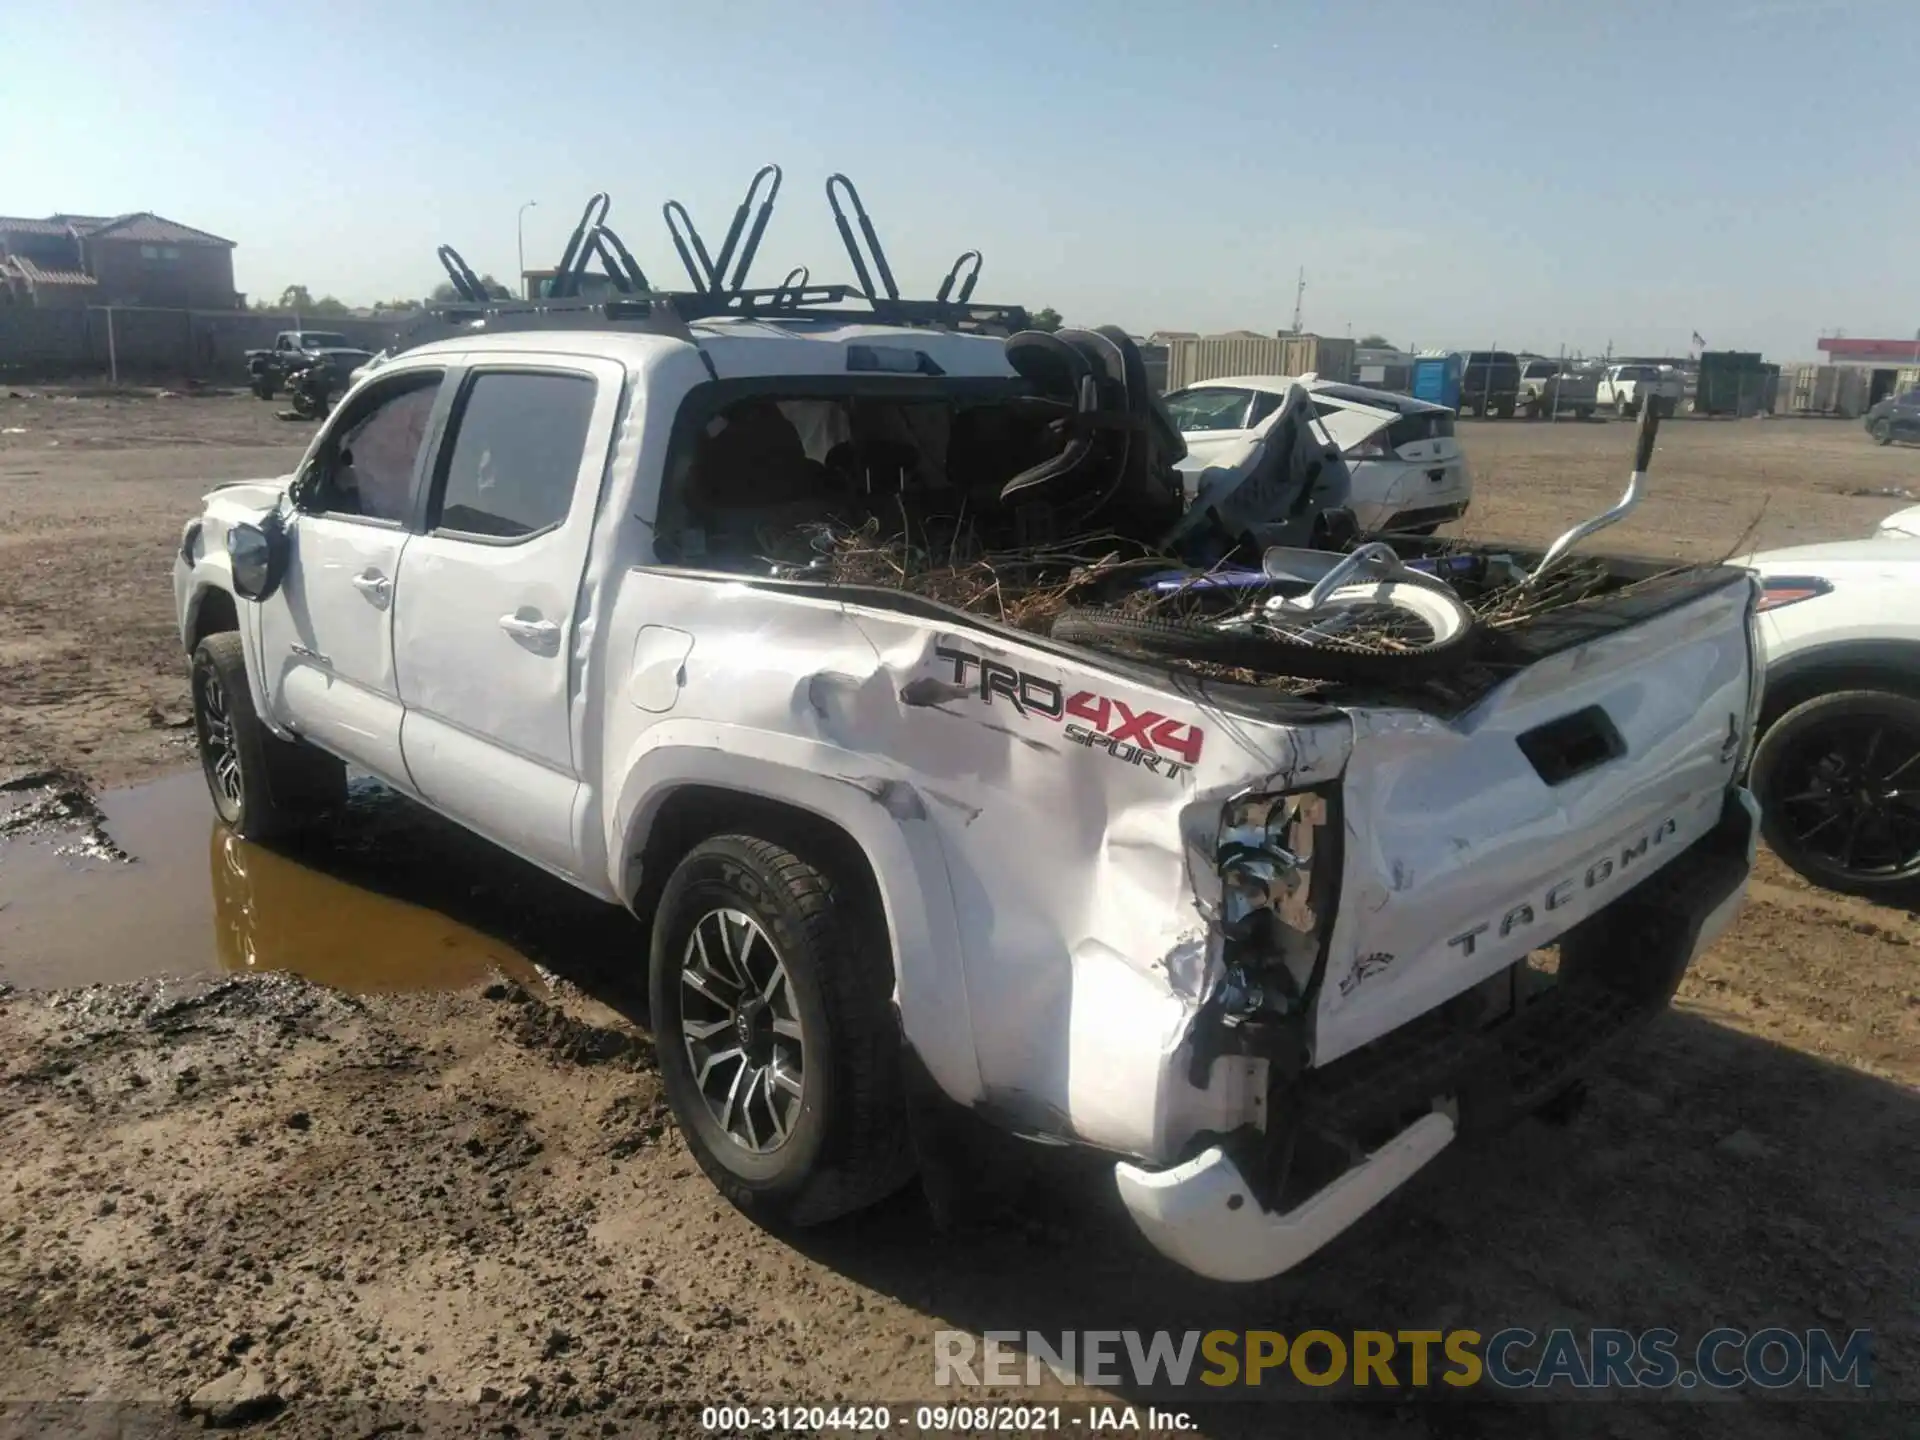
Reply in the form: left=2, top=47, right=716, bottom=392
left=1382, top=500, right=1468, bottom=531
left=1114, top=786, right=1758, bottom=1283
left=1116, top=1112, right=1457, bottom=1283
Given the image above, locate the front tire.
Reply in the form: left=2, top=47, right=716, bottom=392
left=190, top=632, right=344, bottom=842
left=650, top=833, right=912, bottom=1229
left=1750, top=689, right=1920, bottom=900
left=1873, top=421, right=1893, bottom=446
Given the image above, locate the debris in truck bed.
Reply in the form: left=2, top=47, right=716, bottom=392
left=799, top=517, right=1169, bottom=633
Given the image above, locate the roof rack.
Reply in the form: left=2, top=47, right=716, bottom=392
left=665, top=164, right=781, bottom=294
left=435, top=244, right=492, bottom=302
left=394, top=168, right=1031, bottom=354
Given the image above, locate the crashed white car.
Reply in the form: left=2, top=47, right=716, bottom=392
left=172, top=277, right=1761, bottom=1283
left=1164, top=376, right=1472, bottom=535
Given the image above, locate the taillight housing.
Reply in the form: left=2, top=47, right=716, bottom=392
left=1211, top=788, right=1339, bottom=1018
left=1754, top=575, right=1833, bottom=612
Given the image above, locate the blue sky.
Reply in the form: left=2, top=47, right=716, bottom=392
left=6, top=0, right=1915, bottom=359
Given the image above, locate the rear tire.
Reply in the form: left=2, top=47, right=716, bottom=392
left=190, top=632, right=344, bottom=842
left=1750, top=688, right=1920, bottom=901
left=650, top=833, right=912, bottom=1229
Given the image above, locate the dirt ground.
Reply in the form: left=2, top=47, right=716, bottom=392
left=2, top=390, right=1918, bottom=1436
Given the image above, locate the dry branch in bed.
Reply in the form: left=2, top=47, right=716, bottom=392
left=1470, top=556, right=1613, bottom=629
left=796, top=519, right=1169, bottom=633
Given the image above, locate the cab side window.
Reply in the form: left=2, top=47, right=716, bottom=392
left=304, top=373, right=442, bottom=524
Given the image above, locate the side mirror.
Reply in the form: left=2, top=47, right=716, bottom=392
left=227, top=512, right=290, bottom=603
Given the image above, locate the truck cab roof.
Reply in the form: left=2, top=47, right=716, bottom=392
left=395, top=313, right=1021, bottom=383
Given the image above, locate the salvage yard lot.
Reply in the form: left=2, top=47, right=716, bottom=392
left=1, top=390, right=1917, bottom=1434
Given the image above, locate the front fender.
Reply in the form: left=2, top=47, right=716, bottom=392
left=608, top=723, right=984, bottom=1111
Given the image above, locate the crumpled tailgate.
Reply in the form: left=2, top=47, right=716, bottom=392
left=1313, top=576, right=1755, bottom=1065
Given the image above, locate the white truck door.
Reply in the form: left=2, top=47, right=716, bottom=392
left=256, top=368, right=447, bottom=782
left=392, top=355, right=625, bottom=880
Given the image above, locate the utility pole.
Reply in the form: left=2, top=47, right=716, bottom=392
left=1290, top=268, right=1305, bottom=335
left=517, top=201, right=538, bottom=299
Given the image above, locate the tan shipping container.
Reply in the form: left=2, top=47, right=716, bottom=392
left=1277, top=334, right=1355, bottom=383
left=1774, top=364, right=1877, bottom=417
left=1164, top=333, right=1356, bottom=391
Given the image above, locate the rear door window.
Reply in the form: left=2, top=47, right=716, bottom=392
left=431, top=371, right=598, bottom=541
left=1163, top=388, right=1256, bottom=432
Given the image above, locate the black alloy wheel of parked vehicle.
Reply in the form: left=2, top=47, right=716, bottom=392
left=1750, top=689, right=1920, bottom=900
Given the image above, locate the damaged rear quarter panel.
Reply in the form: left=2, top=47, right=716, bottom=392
left=600, top=569, right=1351, bottom=1159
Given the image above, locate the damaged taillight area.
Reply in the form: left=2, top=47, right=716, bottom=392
left=1200, top=786, right=1343, bottom=1041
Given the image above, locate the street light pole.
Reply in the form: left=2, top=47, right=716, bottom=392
left=516, top=201, right=538, bottom=299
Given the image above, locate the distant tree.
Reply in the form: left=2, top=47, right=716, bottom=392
left=1029, top=306, right=1063, bottom=333
left=375, top=298, right=423, bottom=313
left=275, top=284, right=315, bottom=313
left=430, top=273, right=512, bottom=303
left=1358, top=334, right=1393, bottom=349
left=306, top=296, right=351, bottom=317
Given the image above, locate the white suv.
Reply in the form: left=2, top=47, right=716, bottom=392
left=1743, top=529, right=1920, bottom=899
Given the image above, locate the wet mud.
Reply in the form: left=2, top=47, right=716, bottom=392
left=0, top=770, right=639, bottom=1002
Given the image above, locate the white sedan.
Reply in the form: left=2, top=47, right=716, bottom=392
left=1162, top=375, right=1472, bottom=534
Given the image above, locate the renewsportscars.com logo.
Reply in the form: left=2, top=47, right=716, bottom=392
left=933, top=1327, right=1874, bottom=1392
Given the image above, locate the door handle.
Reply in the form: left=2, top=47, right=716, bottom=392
left=351, top=570, right=392, bottom=606
left=499, top=613, right=562, bottom=649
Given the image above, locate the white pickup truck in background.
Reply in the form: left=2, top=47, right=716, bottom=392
left=1597, top=363, right=1686, bottom=418
left=170, top=210, right=1762, bottom=1282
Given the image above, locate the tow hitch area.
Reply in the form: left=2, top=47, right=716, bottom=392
left=1122, top=788, right=1756, bottom=1282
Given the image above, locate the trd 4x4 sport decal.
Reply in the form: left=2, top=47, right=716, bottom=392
left=931, top=643, right=1205, bottom=781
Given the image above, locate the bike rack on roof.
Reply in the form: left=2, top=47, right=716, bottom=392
left=435, top=244, right=490, bottom=302
left=549, top=193, right=611, bottom=297
left=827, top=174, right=999, bottom=316
left=399, top=168, right=1029, bottom=354
left=937, top=250, right=982, bottom=305
left=664, top=164, right=783, bottom=295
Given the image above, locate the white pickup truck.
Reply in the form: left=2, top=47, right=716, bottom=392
left=172, top=294, right=1762, bottom=1283
left=1596, top=363, right=1686, bottom=419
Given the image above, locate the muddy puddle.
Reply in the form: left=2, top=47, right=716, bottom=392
left=0, top=770, right=644, bottom=997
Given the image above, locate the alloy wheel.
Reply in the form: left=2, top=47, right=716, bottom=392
left=196, top=667, right=244, bottom=810
left=679, top=907, right=806, bottom=1154
left=1774, top=720, right=1920, bottom=880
